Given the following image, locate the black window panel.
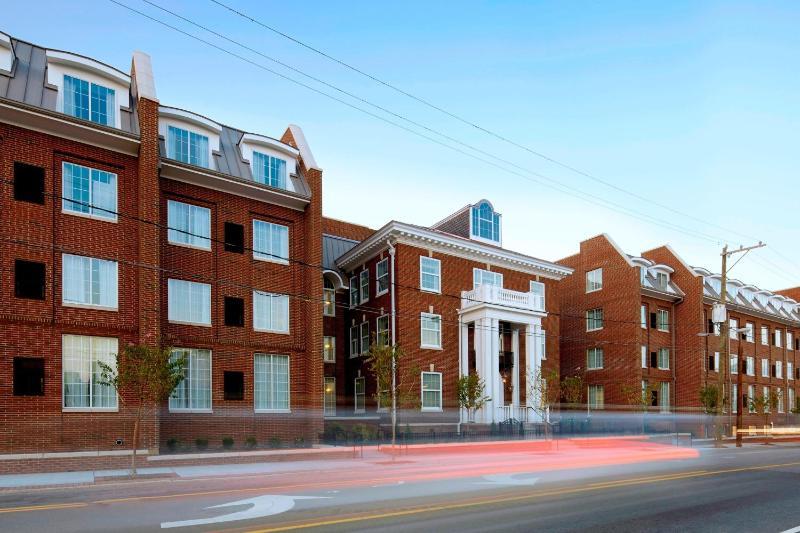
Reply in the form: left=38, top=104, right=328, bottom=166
left=223, top=371, right=244, bottom=401
left=14, top=260, right=46, bottom=300
left=224, top=297, right=245, bottom=327
left=650, top=352, right=658, bottom=368
left=13, top=357, right=44, bottom=396
left=650, top=313, right=657, bottom=329
left=650, top=390, right=658, bottom=407
left=707, top=319, right=714, bottom=334
left=708, top=355, right=715, bottom=371
left=224, top=222, right=244, bottom=253
left=795, top=338, right=799, bottom=351
left=13, top=162, right=45, bottom=204
left=771, top=364, right=776, bottom=377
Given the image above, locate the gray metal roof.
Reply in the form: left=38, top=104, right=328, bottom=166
left=0, top=38, right=138, bottom=134
left=323, top=234, right=360, bottom=274
left=157, top=123, right=311, bottom=197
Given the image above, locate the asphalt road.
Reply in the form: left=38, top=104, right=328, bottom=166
left=2, top=441, right=800, bottom=532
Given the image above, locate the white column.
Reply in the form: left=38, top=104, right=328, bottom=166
left=474, top=317, right=487, bottom=423
left=459, top=319, right=469, bottom=423
left=488, top=317, right=501, bottom=422
left=525, top=323, right=540, bottom=422
left=512, top=328, right=520, bottom=409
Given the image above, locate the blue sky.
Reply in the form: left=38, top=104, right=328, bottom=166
left=5, top=1, right=799, bottom=290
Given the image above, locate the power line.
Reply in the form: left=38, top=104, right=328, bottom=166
left=107, top=0, right=729, bottom=245
left=207, top=0, right=764, bottom=246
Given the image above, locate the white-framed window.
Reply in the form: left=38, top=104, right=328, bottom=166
left=790, top=388, right=796, bottom=412
left=421, top=371, right=443, bottom=411
left=778, top=388, right=785, bottom=413
left=420, top=313, right=442, bottom=349
left=776, top=329, right=783, bottom=348
left=729, top=318, right=739, bottom=340
left=732, top=383, right=738, bottom=414
left=251, top=151, right=287, bottom=189
left=660, top=382, right=670, bottom=413
left=169, top=348, right=212, bottom=412
left=586, top=308, right=603, bottom=331
left=349, top=276, right=359, bottom=307
left=745, top=322, right=755, bottom=343
left=588, top=385, right=604, bottom=409
left=323, top=278, right=336, bottom=317
left=764, top=386, right=771, bottom=413
left=657, top=309, right=669, bottom=332
left=360, top=321, right=370, bottom=354
left=253, top=220, right=289, bottom=263
left=730, top=354, right=738, bottom=374
left=324, top=377, right=336, bottom=416
left=168, top=279, right=211, bottom=325
left=167, top=125, right=209, bottom=168
left=470, top=201, right=500, bottom=243
left=376, top=258, right=389, bottom=296
left=641, top=304, right=647, bottom=329
left=253, top=291, right=289, bottom=333
left=530, top=281, right=546, bottom=310
left=359, top=270, right=369, bottom=303
left=776, top=360, right=783, bottom=379
left=376, top=315, right=390, bottom=347
left=656, top=272, right=669, bottom=289
left=789, top=362, right=794, bottom=381
left=420, top=257, right=441, bottom=293
left=586, top=268, right=603, bottom=292
left=473, top=268, right=503, bottom=288
left=641, top=345, right=647, bottom=368
left=747, top=356, right=755, bottom=376
left=749, top=384, right=756, bottom=413
left=62, top=162, right=117, bottom=221
left=349, top=325, right=359, bottom=358
left=658, top=348, right=670, bottom=370
left=62, top=254, right=118, bottom=309
left=587, top=347, right=604, bottom=370
left=789, top=332, right=794, bottom=351
left=354, top=377, right=365, bottom=413
left=167, top=200, right=211, bottom=250
left=63, top=74, right=115, bottom=126
left=761, top=326, right=769, bottom=346
left=762, top=358, right=769, bottom=378
left=323, top=336, right=335, bottom=363
left=254, top=353, right=290, bottom=412
left=535, top=324, right=546, bottom=360
left=62, top=334, right=118, bottom=410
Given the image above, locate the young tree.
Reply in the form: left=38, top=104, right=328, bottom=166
left=620, top=381, right=658, bottom=434
left=98, top=344, right=186, bottom=477
left=699, top=383, right=724, bottom=444
left=457, top=371, right=490, bottom=424
left=750, top=389, right=781, bottom=440
left=560, top=373, right=585, bottom=407
left=366, top=342, right=419, bottom=447
left=528, top=367, right=561, bottom=439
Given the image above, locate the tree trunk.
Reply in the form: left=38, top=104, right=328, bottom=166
left=131, top=406, right=141, bottom=478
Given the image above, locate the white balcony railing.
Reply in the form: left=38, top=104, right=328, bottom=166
left=461, top=285, right=545, bottom=313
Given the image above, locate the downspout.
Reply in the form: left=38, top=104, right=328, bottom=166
left=671, top=299, right=680, bottom=415
left=387, top=240, right=397, bottom=446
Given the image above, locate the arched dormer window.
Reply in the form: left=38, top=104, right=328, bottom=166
left=159, top=107, right=222, bottom=170
left=470, top=201, right=501, bottom=244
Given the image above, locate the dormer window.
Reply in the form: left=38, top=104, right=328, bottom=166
left=167, top=126, right=209, bottom=168
left=656, top=272, right=668, bottom=288
left=63, top=75, right=115, bottom=126
left=470, top=201, right=500, bottom=243
left=252, top=151, right=286, bottom=189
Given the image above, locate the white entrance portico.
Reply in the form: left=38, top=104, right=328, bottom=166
left=459, top=284, right=547, bottom=424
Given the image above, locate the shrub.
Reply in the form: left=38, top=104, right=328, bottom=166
left=166, top=438, right=179, bottom=452
left=269, top=436, right=282, bottom=449
left=245, top=436, right=257, bottom=449
left=293, top=436, right=306, bottom=448
left=195, top=437, right=209, bottom=451
left=222, top=436, right=234, bottom=449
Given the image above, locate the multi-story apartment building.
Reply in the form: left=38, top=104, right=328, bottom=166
left=327, top=200, right=572, bottom=429
left=559, top=234, right=800, bottom=424
left=0, top=32, right=323, bottom=464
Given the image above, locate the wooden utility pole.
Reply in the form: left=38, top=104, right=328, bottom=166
left=715, top=242, right=765, bottom=447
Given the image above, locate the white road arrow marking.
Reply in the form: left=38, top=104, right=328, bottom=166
left=160, top=494, right=327, bottom=529
left=475, top=473, right=540, bottom=486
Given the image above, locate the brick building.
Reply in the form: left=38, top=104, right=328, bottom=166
left=325, top=200, right=572, bottom=430
left=0, top=32, right=324, bottom=465
left=558, top=234, right=800, bottom=425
